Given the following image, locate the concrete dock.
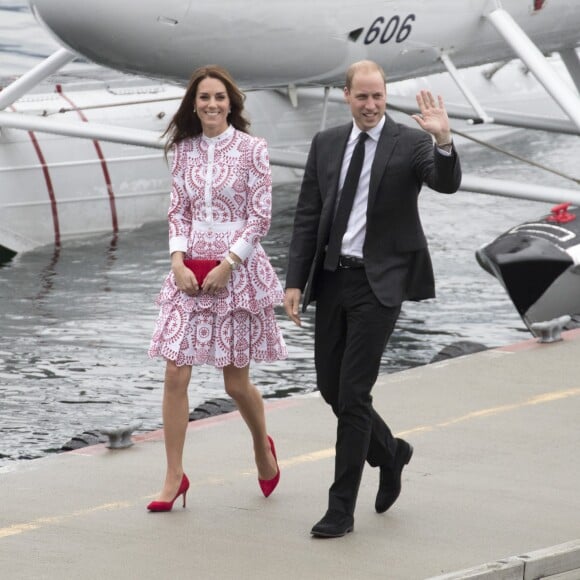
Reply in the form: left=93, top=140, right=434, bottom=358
left=2, top=329, right=580, bottom=579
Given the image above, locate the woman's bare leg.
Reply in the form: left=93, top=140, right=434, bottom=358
left=155, top=360, right=192, bottom=501
left=223, top=364, right=278, bottom=480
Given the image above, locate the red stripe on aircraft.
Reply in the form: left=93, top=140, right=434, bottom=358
left=10, top=105, right=61, bottom=246
left=55, top=85, right=119, bottom=233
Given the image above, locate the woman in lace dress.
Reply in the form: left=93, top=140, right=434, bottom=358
left=147, top=65, right=287, bottom=512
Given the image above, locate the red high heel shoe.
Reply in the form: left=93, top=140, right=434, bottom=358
left=147, top=474, right=190, bottom=512
left=259, top=436, right=280, bottom=498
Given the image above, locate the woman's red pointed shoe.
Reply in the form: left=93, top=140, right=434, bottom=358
left=259, top=436, right=280, bottom=498
left=147, top=474, right=190, bottom=512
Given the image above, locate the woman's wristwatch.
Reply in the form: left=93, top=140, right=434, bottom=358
left=224, top=255, right=238, bottom=270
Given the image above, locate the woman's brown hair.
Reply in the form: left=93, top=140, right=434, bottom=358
left=163, top=65, right=250, bottom=156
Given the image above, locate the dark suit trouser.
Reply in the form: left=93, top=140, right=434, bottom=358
left=315, top=268, right=401, bottom=516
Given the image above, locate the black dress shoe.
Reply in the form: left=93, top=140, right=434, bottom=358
left=375, top=438, right=414, bottom=514
left=310, top=510, right=354, bottom=538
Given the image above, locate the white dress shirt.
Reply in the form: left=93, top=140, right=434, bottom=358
left=339, top=118, right=384, bottom=258
left=339, top=117, right=452, bottom=258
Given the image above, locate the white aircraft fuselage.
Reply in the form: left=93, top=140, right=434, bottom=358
left=29, top=0, right=580, bottom=86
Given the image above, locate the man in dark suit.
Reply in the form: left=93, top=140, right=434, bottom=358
left=284, top=60, right=462, bottom=538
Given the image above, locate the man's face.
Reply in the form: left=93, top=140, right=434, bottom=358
left=344, top=70, right=387, bottom=132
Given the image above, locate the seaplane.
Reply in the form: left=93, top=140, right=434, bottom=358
left=1, top=0, right=580, bottom=335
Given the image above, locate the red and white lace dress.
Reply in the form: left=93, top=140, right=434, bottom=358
left=148, top=126, right=287, bottom=368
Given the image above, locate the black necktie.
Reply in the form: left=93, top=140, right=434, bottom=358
left=324, top=132, right=368, bottom=271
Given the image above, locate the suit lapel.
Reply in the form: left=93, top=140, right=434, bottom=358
left=318, top=124, right=351, bottom=247
left=367, top=115, right=399, bottom=215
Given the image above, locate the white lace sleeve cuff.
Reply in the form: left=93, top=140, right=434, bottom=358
left=230, top=238, right=253, bottom=261
left=169, top=236, right=188, bottom=255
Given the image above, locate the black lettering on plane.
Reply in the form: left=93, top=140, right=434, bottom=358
left=348, top=28, right=364, bottom=42
left=363, top=14, right=415, bottom=45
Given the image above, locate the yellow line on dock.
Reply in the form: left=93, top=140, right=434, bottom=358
left=0, top=502, right=132, bottom=539
left=397, top=386, right=580, bottom=437
left=1, top=386, right=579, bottom=540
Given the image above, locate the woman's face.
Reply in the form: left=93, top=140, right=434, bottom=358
left=194, top=77, right=230, bottom=137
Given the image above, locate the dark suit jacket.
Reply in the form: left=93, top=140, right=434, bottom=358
left=286, top=114, right=462, bottom=311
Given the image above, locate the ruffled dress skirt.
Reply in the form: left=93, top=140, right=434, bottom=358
left=148, top=242, right=287, bottom=368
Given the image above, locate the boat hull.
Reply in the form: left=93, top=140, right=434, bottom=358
left=476, top=204, right=580, bottom=333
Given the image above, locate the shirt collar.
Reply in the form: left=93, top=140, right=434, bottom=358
left=349, top=116, right=385, bottom=143
left=201, top=124, right=234, bottom=144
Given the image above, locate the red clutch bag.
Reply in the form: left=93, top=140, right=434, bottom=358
left=183, top=259, right=220, bottom=286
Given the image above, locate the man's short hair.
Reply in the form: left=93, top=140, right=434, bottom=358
left=345, top=60, right=387, bottom=90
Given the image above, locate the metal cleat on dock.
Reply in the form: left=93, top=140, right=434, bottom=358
left=531, top=315, right=571, bottom=343
left=99, top=422, right=142, bottom=449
